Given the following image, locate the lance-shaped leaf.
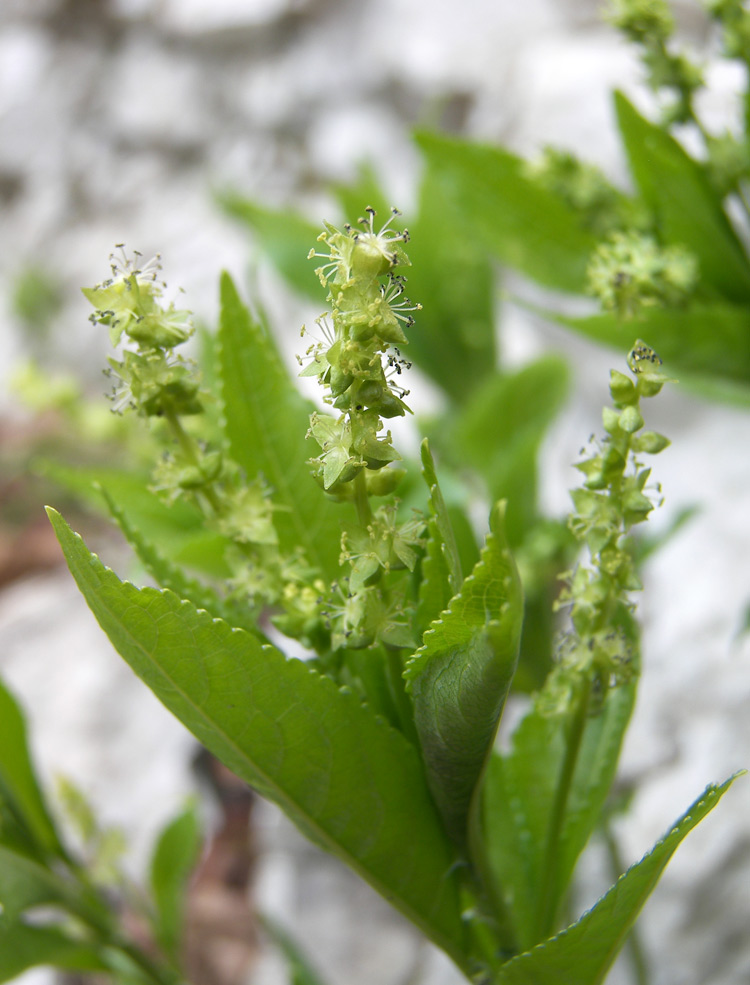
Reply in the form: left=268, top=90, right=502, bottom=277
left=150, top=801, right=202, bottom=961
left=47, top=510, right=469, bottom=971
left=405, top=502, right=523, bottom=845
left=217, top=194, right=322, bottom=302
left=483, top=683, right=635, bottom=951
left=0, top=922, right=108, bottom=983
left=614, top=91, right=750, bottom=303
left=218, top=274, right=349, bottom=580
left=495, top=774, right=741, bottom=985
left=415, top=132, right=598, bottom=294
left=0, top=679, right=65, bottom=860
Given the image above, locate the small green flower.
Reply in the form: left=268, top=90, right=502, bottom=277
left=587, top=231, right=698, bottom=318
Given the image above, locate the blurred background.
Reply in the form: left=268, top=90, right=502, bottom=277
left=1, top=1, right=750, bottom=984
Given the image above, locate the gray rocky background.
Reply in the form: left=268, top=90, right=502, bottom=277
left=1, top=1, right=749, bottom=984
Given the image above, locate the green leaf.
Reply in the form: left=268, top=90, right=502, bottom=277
left=0, top=679, right=65, bottom=860
left=614, top=91, right=750, bottom=302
left=0, top=845, right=107, bottom=929
left=440, top=357, right=569, bottom=546
left=217, top=194, right=322, bottom=301
left=483, top=684, right=636, bottom=951
left=495, top=774, right=741, bottom=985
left=259, top=913, right=331, bottom=985
left=0, top=921, right=108, bottom=983
left=100, top=488, right=261, bottom=637
left=47, top=510, right=469, bottom=971
left=404, top=163, right=497, bottom=401
left=555, top=300, right=750, bottom=393
left=415, top=132, right=598, bottom=294
left=405, top=502, right=523, bottom=845
left=150, top=801, right=202, bottom=960
left=218, top=274, right=349, bottom=581
left=420, top=440, right=463, bottom=597
left=39, top=463, right=233, bottom=578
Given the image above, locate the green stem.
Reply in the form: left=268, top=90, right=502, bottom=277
left=163, top=407, right=223, bottom=514
left=535, top=675, right=592, bottom=940
left=353, top=468, right=373, bottom=526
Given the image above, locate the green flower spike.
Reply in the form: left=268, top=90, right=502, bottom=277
left=541, top=341, right=671, bottom=715
left=303, top=207, right=426, bottom=651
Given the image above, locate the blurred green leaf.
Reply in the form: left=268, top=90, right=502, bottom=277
left=150, top=801, right=202, bottom=961
left=405, top=164, right=497, bottom=400
left=614, top=91, right=750, bottom=302
left=555, top=299, right=750, bottom=395
left=415, top=132, right=599, bottom=294
left=217, top=194, right=321, bottom=301
left=218, top=273, right=350, bottom=581
left=0, top=679, right=65, bottom=860
left=0, top=921, right=107, bottom=983
left=259, top=914, right=331, bottom=985
left=439, top=356, right=569, bottom=546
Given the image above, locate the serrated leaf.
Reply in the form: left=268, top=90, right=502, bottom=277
left=405, top=502, right=523, bottom=845
left=101, top=488, right=261, bottom=637
left=415, top=132, right=598, bottom=294
left=419, top=440, right=463, bottom=601
left=495, top=774, right=741, bottom=985
left=47, top=510, right=469, bottom=969
left=218, top=274, right=349, bottom=581
left=217, top=194, right=322, bottom=301
left=0, top=679, right=65, bottom=860
left=150, top=801, right=202, bottom=960
left=0, top=921, right=108, bottom=983
left=40, top=463, right=233, bottom=578
left=416, top=516, right=454, bottom=637
left=614, top=91, right=750, bottom=302
left=483, top=684, right=636, bottom=951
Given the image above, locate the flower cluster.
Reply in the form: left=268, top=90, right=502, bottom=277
left=303, top=208, right=426, bottom=650
left=83, top=248, right=201, bottom=418
left=607, top=0, right=703, bottom=125
left=586, top=230, right=698, bottom=318
left=707, top=0, right=750, bottom=65
left=83, top=250, right=328, bottom=644
left=539, top=342, right=670, bottom=714
left=302, top=207, right=419, bottom=496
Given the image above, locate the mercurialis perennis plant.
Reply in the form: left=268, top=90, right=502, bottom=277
left=16, top=208, right=738, bottom=985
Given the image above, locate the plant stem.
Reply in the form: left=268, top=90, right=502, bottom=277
left=353, top=468, right=372, bottom=526
left=163, top=407, right=223, bottom=514
left=535, top=675, right=592, bottom=940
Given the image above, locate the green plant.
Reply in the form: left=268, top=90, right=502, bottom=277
left=5, top=207, right=736, bottom=984
left=406, top=0, right=750, bottom=406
